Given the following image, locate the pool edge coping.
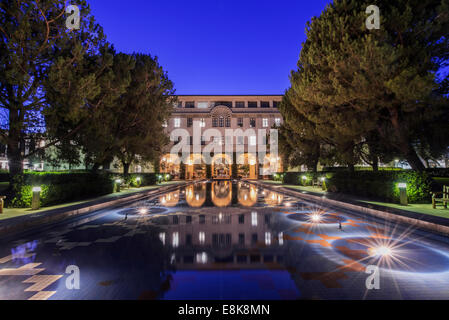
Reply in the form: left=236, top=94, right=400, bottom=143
left=250, top=180, right=449, bottom=237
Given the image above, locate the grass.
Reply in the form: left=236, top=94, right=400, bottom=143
left=0, top=181, right=181, bottom=221
left=262, top=180, right=449, bottom=219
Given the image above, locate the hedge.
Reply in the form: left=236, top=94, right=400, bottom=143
left=10, top=172, right=114, bottom=208
left=8, top=171, right=161, bottom=208
left=282, top=170, right=433, bottom=204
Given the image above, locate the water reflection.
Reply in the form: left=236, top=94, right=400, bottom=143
left=152, top=208, right=285, bottom=269
left=211, top=181, right=232, bottom=207
left=237, top=182, right=257, bottom=207
left=159, top=190, right=179, bottom=207
left=185, top=183, right=206, bottom=207
left=264, top=191, right=284, bottom=206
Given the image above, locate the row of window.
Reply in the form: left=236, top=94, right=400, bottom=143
left=177, top=101, right=280, bottom=109
left=175, top=135, right=261, bottom=146
left=166, top=117, right=281, bottom=128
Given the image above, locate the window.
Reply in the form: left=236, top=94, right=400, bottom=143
left=186, top=215, right=192, bottom=224
left=249, top=118, right=256, bottom=127
left=212, top=118, right=218, bottom=127
left=237, top=118, right=243, bottom=127
left=187, top=117, right=193, bottom=127
left=251, top=211, right=258, bottom=226
left=237, top=136, right=244, bottom=145
left=273, top=101, right=280, bottom=108
left=261, top=101, right=269, bottom=108
left=219, top=116, right=224, bottom=127
left=248, top=101, right=257, bottom=108
left=189, top=136, right=193, bottom=145
left=274, top=118, right=281, bottom=127
left=174, top=118, right=181, bottom=128
left=199, top=231, right=205, bottom=244
left=262, top=118, right=268, bottom=127
left=249, top=136, right=257, bottom=146
left=185, top=101, right=195, bottom=108
left=199, top=118, right=206, bottom=127
left=225, top=117, right=231, bottom=127
left=177, top=102, right=183, bottom=108
left=265, top=232, right=271, bottom=245
left=238, top=214, right=245, bottom=224
left=235, top=101, right=245, bottom=108
left=251, top=233, right=258, bottom=244
left=197, top=102, right=208, bottom=109
left=199, top=215, right=205, bottom=224
left=172, top=232, right=179, bottom=247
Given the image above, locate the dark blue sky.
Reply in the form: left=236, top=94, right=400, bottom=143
left=88, top=0, right=331, bottom=95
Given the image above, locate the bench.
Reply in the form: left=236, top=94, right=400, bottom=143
left=432, top=185, right=448, bottom=209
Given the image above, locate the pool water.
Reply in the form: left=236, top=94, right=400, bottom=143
left=1, top=180, right=449, bottom=300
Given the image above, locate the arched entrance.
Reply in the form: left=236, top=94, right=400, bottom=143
left=160, top=154, right=180, bottom=179
left=262, top=154, right=283, bottom=178
left=212, top=154, right=232, bottom=179
left=237, top=153, right=257, bottom=179
left=185, top=154, right=206, bottom=180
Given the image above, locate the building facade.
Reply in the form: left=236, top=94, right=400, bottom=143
left=160, top=95, right=284, bottom=180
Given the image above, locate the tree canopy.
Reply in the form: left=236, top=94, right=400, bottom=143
left=280, top=0, right=449, bottom=171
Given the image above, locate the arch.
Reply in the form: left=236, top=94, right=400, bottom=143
left=185, top=183, right=206, bottom=207
left=237, top=182, right=258, bottom=207
left=211, top=181, right=232, bottom=207
left=211, top=154, right=232, bottom=179
left=185, top=153, right=206, bottom=180
left=262, top=154, right=283, bottom=177
left=160, top=153, right=181, bottom=179
left=236, top=153, right=258, bottom=179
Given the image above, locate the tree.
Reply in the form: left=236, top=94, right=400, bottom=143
left=0, top=0, right=105, bottom=181
left=283, top=0, right=449, bottom=171
left=114, top=54, right=175, bottom=175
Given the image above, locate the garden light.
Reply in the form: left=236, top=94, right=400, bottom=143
left=398, top=183, right=408, bottom=205
left=310, top=213, right=322, bottom=223
left=368, top=245, right=393, bottom=258
left=115, top=179, right=122, bottom=192
left=32, top=186, right=42, bottom=210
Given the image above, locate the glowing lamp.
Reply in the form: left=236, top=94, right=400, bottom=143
left=32, top=186, right=42, bottom=192
left=398, top=183, right=407, bottom=189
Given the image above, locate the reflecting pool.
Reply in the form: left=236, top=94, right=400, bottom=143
left=1, top=181, right=449, bottom=300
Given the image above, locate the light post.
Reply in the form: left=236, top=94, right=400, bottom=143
left=32, top=186, right=41, bottom=210
left=320, top=177, right=326, bottom=190
left=398, top=183, right=407, bottom=206
left=115, top=179, right=122, bottom=192
left=136, top=177, right=141, bottom=188
left=394, top=159, right=399, bottom=168
left=301, top=175, right=307, bottom=186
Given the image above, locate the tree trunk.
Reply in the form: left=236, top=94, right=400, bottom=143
left=372, top=157, right=379, bottom=172
left=405, top=148, right=425, bottom=172
left=123, top=162, right=130, bottom=176
left=7, top=109, right=24, bottom=186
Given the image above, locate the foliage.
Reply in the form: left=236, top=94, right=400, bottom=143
left=9, top=172, right=114, bottom=207
left=280, top=0, right=449, bottom=171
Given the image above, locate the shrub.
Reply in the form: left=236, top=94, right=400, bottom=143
left=325, top=170, right=432, bottom=203
left=9, top=172, right=114, bottom=208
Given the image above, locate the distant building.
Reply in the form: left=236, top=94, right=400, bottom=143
left=160, top=95, right=284, bottom=179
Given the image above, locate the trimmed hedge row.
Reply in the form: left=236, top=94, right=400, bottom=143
left=9, top=171, right=160, bottom=208
left=282, top=170, right=433, bottom=204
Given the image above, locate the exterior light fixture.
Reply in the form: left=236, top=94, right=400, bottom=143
left=32, top=186, right=42, bottom=210
left=115, top=179, right=122, bottom=192
left=398, top=182, right=407, bottom=205
left=136, top=176, right=141, bottom=188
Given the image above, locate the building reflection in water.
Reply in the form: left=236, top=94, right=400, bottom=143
left=264, top=191, right=284, bottom=206
left=185, top=183, right=206, bottom=207
left=211, top=181, right=232, bottom=207
left=237, top=182, right=258, bottom=207
left=153, top=208, right=285, bottom=270
left=159, top=190, right=180, bottom=207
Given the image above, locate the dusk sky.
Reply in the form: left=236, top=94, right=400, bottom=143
left=89, top=0, right=331, bottom=95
